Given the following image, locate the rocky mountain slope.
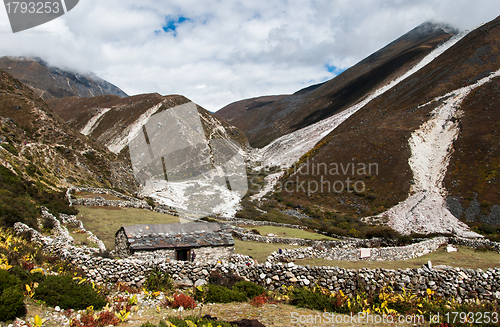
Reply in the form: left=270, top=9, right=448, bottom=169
left=48, top=93, right=250, bottom=218
left=0, top=56, right=128, bottom=100
left=251, top=17, right=500, bottom=237
left=0, top=69, right=137, bottom=195
left=217, top=22, right=457, bottom=148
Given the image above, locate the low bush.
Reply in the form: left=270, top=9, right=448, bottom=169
left=0, top=270, right=26, bottom=322
left=70, top=310, right=120, bottom=327
left=143, top=268, right=173, bottom=293
left=0, top=286, right=26, bottom=321
left=250, top=294, right=269, bottom=307
left=163, top=293, right=197, bottom=309
left=478, top=223, right=497, bottom=235
left=33, top=275, right=107, bottom=310
left=290, top=287, right=335, bottom=312
left=232, top=281, right=266, bottom=299
left=197, top=284, right=246, bottom=304
left=0, top=269, right=21, bottom=293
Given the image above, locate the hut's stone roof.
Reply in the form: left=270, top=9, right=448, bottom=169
left=118, top=222, right=234, bottom=251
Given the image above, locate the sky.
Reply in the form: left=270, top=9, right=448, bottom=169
left=0, top=1, right=499, bottom=112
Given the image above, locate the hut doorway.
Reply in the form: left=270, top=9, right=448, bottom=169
left=176, top=249, right=190, bottom=261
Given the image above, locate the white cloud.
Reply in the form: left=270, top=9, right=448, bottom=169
left=0, top=0, right=499, bottom=111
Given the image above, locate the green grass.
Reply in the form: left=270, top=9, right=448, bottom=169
left=242, top=225, right=338, bottom=241
left=234, top=240, right=304, bottom=263
left=294, top=246, right=500, bottom=270
left=75, top=206, right=179, bottom=250
left=64, top=224, right=98, bottom=248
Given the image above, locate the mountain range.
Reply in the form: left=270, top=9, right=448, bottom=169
left=0, top=18, right=498, bottom=239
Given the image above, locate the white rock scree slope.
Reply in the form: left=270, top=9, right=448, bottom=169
left=251, top=24, right=497, bottom=238
left=376, top=69, right=500, bottom=237
left=250, top=28, right=473, bottom=202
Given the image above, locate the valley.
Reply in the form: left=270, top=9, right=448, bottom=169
left=0, top=14, right=499, bottom=327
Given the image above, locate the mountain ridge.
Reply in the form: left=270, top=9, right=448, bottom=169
left=216, top=21, right=457, bottom=148
left=0, top=56, right=128, bottom=100
left=259, top=17, right=500, bottom=237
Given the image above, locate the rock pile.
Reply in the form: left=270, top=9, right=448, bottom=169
left=279, top=209, right=311, bottom=220
left=66, top=186, right=179, bottom=216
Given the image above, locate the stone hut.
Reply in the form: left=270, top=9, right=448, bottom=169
left=115, top=222, right=234, bottom=263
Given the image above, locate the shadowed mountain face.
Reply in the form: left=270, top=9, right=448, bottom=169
left=275, top=17, right=500, bottom=233
left=216, top=22, right=457, bottom=148
left=0, top=56, right=128, bottom=100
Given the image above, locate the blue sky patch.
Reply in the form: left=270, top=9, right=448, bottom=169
left=325, top=64, right=345, bottom=75
left=158, top=16, right=191, bottom=36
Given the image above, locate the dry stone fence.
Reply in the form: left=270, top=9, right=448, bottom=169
left=66, top=187, right=178, bottom=216
left=13, top=207, right=500, bottom=302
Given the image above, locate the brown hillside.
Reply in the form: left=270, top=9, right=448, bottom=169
left=47, top=94, right=250, bottom=156
left=216, top=22, right=456, bottom=148
left=216, top=95, right=289, bottom=124
left=46, top=95, right=121, bottom=122
left=444, top=78, right=500, bottom=223
left=278, top=17, right=500, bottom=220
left=0, top=70, right=137, bottom=192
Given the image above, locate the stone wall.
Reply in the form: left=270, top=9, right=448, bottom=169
left=115, top=229, right=131, bottom=258
left=13, top=209, right=500, bottom=303
left=132, top=247, right=234, bottom=265
left=194, top=246, right=234, bottom=264
left=278, top=209, right=311, bottom=220
left=222, top=218, right=383, bottom=242
left=267, top=237, right=448, bottom=262
left=42, top=208, right=106, bottom=252
left=66, top=187, right=178, bottom=216
left=218, top=218, right=309, bottom=230
left=231, top=226, right=500, bottom=262
left=14, top=221, right=500, bottom=302
left=450, top=237, right=500, bottom=252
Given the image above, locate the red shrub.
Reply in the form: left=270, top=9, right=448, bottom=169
left=96, top=311, right=120, bottom=326
left=69, top=310, right=120, bottom=327
left=116, top=283, right=139, bottom=294
left=70, top=314, right=96, bottom=327
left=169, top=293, right=197, bottom=309
left=250, top=294, right=269, bottom=307
left=22, top=262, right=35, bottom=271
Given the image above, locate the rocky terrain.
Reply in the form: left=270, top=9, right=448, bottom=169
left=0, top=70, right=137, bottom=192
left=1, top=18, right=499, bottom=238
left=47, top=93, right=250, bottom=218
